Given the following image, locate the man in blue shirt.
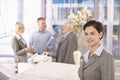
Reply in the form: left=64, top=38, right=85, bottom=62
left=28, top=17, right=53, bottom=55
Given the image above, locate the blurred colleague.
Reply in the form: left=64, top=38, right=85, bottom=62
left=78, top=20, right=114, bottom=80
left=11, top=22, right=33, bottom=73
left=56, top=20, right=78, bottom=64
left=50, top=25, right=62, bottom=59
left=28, top=17, right=53, bottom=55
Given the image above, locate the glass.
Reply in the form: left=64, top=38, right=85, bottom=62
left=112, top=0, right=120, bottom=59
left=99, top=0, right=120, bottom=59
left=0, top=0, right=42, bottom=57
left=52, top=0, right=120, bottom=59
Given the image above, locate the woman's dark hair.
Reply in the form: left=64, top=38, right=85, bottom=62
left=83, top=20, right=104, bottom=39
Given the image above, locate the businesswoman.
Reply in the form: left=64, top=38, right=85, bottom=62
left=11, top=22, right=33, bottom=73
left=78, top=20, right=114, bottom=80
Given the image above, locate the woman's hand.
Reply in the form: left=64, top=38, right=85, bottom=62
left=27, top=46, right=34, bottom=52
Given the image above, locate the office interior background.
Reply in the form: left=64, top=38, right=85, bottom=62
left=0, top=0, right=120, bottom=59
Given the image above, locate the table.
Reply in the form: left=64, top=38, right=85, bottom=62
left=11, top=62, right=80, bottom=80
left=18, top=62, right=34, bottom=74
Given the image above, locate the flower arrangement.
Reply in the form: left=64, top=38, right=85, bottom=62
left=67, top=8, right=93, bottom=37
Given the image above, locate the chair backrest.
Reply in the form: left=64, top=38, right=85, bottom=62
left=73, top=50, right=81, bottom=66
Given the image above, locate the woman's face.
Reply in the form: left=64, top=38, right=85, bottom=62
left=84, top=26, right=102, bottom=47
left=19, top=26, right=25, bottom=34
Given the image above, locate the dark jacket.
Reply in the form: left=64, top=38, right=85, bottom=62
left=11, top=34, right=27, bottom=62
left=56, top=32, right=78, bottom=64
left=78, top=49, right=114, bottom=80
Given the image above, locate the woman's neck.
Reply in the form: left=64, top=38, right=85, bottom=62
left=89, top=42, right=101, bottom=57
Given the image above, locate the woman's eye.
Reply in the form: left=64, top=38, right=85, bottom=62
left=85, top=33, right=88, bottom=35
left=91, top=32, right=95, bottom=35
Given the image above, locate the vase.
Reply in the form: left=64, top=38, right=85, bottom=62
left=77, top=31, right=89, bottom=55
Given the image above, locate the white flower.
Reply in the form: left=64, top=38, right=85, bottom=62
left=67, top=8, right=93, bottom=36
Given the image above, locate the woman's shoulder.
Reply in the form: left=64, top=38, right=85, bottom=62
left=101, top=49, right=114, bottom=59
left=12, top=35, right=17, bottom=40
left=11, top=36, right=18, bottom=44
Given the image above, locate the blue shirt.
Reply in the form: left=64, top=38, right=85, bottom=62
left=29, top=29, right=53, bottom=54
left=84, top=44, right=104, bottom=64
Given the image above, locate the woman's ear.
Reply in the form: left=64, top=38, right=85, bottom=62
left=99, top=32, right=103, bottom=39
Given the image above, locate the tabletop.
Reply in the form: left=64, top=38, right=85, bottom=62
left=10, top=62, right=80, bottom=80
